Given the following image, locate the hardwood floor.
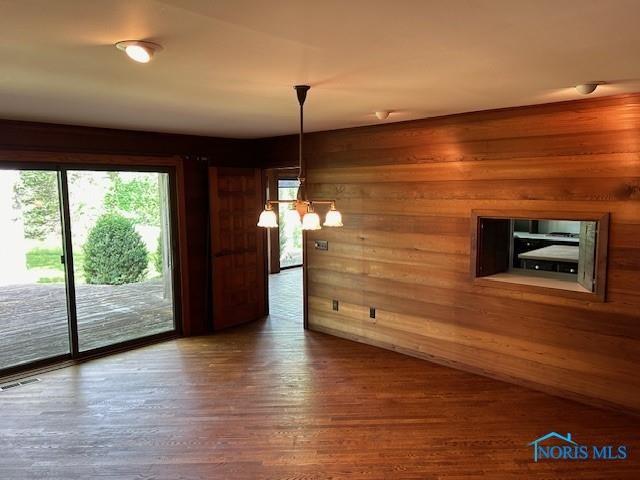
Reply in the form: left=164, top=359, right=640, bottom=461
left=1, top=268, right=638, bottom=479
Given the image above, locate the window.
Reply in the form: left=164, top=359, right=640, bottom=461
left=0, top=166, right=178, bottom=374
left=471, top=211, right=609, bottom=301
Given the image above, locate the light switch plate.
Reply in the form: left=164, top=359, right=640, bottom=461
left=315, top=240, right=328, bottom=250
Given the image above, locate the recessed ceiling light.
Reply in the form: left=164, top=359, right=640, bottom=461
left=575, top=82, right=602, bottom=95
left=115, top=40, right=163, bottom=63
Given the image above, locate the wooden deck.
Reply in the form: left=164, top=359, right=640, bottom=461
left=0, top=278, right=174, bottom=369
left=0, top=267, right=638, bottom=479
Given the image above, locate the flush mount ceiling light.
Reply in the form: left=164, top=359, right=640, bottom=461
left=115, top=40, right=163, bottom=63
left=257, top=85, right=343, bottom=231
left=575, top=82, right=603, bottom=95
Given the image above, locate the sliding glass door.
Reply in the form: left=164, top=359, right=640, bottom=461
left=0, top=169, right=70, bottom=369
left=67, top=170, right=175, bottom=351
left=0, top=166, right=177, bottom=374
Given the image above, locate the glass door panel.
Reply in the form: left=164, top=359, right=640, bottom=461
left=278, top=179, right=303, bottom=268
left=66, top=170, right=175, bottom=352
left=0, top=169, right=70, bottom=369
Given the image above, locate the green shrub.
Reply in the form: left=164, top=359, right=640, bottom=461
left=154, top=234, right=163, bottom=274
left=83, top=214, right=148, bottom=285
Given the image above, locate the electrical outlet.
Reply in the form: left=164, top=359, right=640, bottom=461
left=332, top=299, right=339, bottom=311
left=314, top=240, right=328, bottom=250
left=369, top=307, right=376, bottom=319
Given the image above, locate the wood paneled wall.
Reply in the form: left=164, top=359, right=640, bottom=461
left=265, top=93, right=640, bottom=414
left=0, top=119, right=251, bottom=160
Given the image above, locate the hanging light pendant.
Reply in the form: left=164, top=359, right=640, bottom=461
left=257, top=85, right=343, bottom=231
left=302, top=206, right=321, bottom=231
left=257, top=203, right=278, bottom=228
left=284, top=204, right=301, bottom=226
left=324, top=203, right=343, bottom=227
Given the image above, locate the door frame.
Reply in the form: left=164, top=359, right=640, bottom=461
left=265, top=167, right=300, bottom=273
left=263, top=167, right=308, bottom=329
left=276, top=177, right=304, bottom=270
left=0, top=151, right=188, bottom=378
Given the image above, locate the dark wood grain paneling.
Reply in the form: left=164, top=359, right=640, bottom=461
left=0, top=119, right=252, bottom=160
left=261, top=92, right=640, bottom=414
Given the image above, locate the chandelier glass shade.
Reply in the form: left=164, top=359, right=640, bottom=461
left=301, top=208, right=321, bottom=231
left=257, top=204, right=278, bottom=228
left=284, top=205, right=302, bottom=226
left=257, top=85, right=342, bottom=231
left=323, top=204, right=343, bottom=227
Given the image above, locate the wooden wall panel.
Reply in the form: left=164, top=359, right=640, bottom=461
left=0, top=119, right=252, bottom=161
left=268, top=93, right=640, bottom=414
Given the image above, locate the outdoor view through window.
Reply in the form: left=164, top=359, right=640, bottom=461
left=278, top=179, right=302, bottom=268
left=0, top=168, right=175, bottom=371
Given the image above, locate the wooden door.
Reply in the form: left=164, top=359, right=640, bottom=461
left=209, top=167, right=266, bottom=330
left=475, top=218, right=511, bottom=277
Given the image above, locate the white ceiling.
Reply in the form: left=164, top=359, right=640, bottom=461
left=1, top=0, right=640, bottom=138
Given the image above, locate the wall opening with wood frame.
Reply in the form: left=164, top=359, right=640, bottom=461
left=259, top=93, right=640, bottom=415
left=471, top=210, right=609, bottom=301
left=265, top=167, right=302, bottom=274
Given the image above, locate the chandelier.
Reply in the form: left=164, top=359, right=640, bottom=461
left=257, top=85, right=343, bottom=230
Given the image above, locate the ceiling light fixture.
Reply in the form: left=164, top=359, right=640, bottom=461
left=375, top=110, right=391, bottom=120
left=115, top=40, right=163, bottom=63
left=257, top=85, right=343, bottom=231
left=575, top=82, right=601, bottom=95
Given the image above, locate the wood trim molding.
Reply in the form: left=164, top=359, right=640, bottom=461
left=266, top=170, right=280, bottom=274
left=173, top=159, right=192, bottom=336
left=254, top=168, right=267, bottom=320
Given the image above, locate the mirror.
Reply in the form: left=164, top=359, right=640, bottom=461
left=512, top=220, right=595, bottom=290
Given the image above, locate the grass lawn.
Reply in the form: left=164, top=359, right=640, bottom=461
left=26, top=247, right=85, bottom=272
left=26, top=247, right=66, bottom=271
left=26, top=247, right=158, bottom=284
left=26, top=247, right=76, bottom=283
